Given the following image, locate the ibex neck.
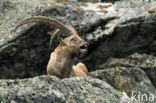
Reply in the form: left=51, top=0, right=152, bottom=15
left=55, top=45, right=78, bottom=59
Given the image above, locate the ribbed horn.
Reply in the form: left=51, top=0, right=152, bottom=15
left=13, top=16, right=77, bottom=36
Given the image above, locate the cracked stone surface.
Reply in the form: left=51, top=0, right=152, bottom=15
left=0, top=0, right=156, bottom=102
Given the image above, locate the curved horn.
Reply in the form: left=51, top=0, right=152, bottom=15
left=49, top=28, right=60, bottom=49
left=13, top=16, right=77, bottom=36
left=65, top=25, right=78, bottom=35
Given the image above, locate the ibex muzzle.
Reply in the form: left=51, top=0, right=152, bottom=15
left=14, top=16, right=89, bottom=79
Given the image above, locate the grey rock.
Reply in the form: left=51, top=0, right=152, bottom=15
left=0, top=0, right=155, bottom=80
left=90, top=66, right=156, bottom=97
left=0, top=76, right=122, bottom=103
left=0, top=0, right=156, bottom=102
left=98, top=53, right=156, bottom=87
left=90, top=53, right=156, bottom=102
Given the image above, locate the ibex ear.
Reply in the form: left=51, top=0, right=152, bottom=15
left=58, top=37, right=67, bottom=46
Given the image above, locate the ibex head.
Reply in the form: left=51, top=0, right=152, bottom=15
left=59, top=33, right=88, bottom=57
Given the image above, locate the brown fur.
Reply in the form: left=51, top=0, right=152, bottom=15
left=148, top=9, right=156, bottom=13
left=72, top=62, right=88, bottom=77
left=47, top=34, right=88, bottom=79
left=13, top=16, right=88, bottom=79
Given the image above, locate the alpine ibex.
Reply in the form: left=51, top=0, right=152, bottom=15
left=14, top=16, right=89, bottom=79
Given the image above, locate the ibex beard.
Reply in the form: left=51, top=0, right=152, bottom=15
left=14, top=16, right=89, bottom=79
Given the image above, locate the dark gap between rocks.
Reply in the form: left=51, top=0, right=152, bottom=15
left=0, top=24, right=53, bottom=79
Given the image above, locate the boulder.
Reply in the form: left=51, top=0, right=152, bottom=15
left=0, top=76, right=122, bottom=103
left=98, top=53, right=156, bottom=87
left=90, top=59, right=156, bottom=97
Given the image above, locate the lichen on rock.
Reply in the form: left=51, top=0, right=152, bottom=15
left=0, top=0, right=156, bottom=102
